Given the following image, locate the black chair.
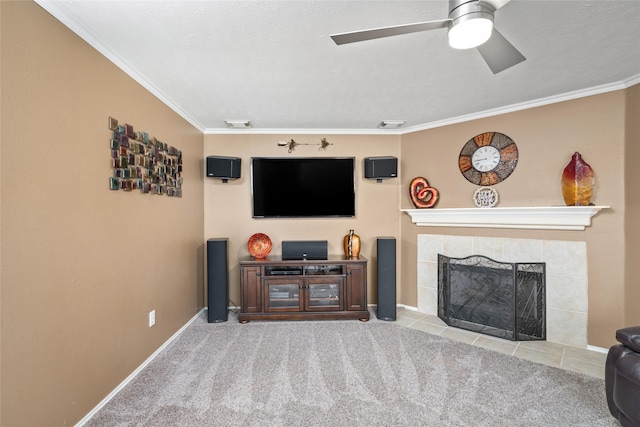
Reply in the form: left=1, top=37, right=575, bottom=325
left=605, top=326, right=640, bottom=426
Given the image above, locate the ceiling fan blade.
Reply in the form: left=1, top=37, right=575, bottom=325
left=330, top=19, right=450, bottom=45
left=476, top=28, right=525, bottom=74
left=477, top=0, right=512, bottom=11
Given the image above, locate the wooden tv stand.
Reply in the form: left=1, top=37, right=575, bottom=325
left=238, top=255, right=369, bottom=323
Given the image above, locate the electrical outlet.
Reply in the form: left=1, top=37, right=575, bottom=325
left=149, top=310, right=156, bottom=327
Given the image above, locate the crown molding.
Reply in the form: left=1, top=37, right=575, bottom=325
left=624, top=73, right=640, bottom=87
left=399, top=74, right=640, bottom=135
left=36, top=0, right=638, bottom=136
left=205, top=74, right=640, bottom=135
left=34, top=0, right=207, bottom=133
left=203, top=128, right=405, bottom=135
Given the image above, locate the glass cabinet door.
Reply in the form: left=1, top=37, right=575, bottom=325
left=265, top=281, right=302, bottom=312
left=306, top=279, right=343, bottom=311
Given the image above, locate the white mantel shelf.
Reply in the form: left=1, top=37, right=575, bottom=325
left=401, top=206, right=610, bottom=231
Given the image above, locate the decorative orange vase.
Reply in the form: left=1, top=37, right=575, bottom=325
left=561, top=152, right=595, bottom=206
left=343, top=230, right=361, bottom=258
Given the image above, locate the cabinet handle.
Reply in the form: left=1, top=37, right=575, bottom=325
left=256, top=272, right=261, bottom=277
left=347, top=271, right=352, bottom=276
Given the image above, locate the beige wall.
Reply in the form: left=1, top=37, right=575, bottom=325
left=206, top=91, right=633, bottom=349
left=1, top=2, right=204, bottom=426
left=204, top=134, right=401, bottom=305
left=625, top=83, right=640, bottom=326
left=400, top=91, right=627, bottom=348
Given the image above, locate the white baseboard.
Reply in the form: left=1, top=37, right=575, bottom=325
left=397, top=303, right=418, bottom=311
left=367, top=303, right=419, bottom=312
left=75, top=308, right=206, bottom=426
left=587, top=345, right=609, bottom=354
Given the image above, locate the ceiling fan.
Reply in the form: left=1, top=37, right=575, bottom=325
left=330, top=0, right=525, bottom=74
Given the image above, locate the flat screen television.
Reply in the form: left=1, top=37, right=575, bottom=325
left=251, top=157, right=355, bottom=218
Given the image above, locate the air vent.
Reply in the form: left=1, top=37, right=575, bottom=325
left=378, top=120, right=406, bottom=129
left=224, top=120, right=252, bottom=129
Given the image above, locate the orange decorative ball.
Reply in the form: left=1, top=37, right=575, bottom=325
left=248, top=233, right=272, bottom=259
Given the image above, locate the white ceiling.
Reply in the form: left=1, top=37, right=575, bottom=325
left=36, top=0, right=640, bottom=134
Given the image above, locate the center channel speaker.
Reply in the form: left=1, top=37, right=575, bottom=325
left=282, top=240, right=328, bottom=260
left=207, top=238, right=228, bottom=323
left=376, top=237, right=396, bottom=321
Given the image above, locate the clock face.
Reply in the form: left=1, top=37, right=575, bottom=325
left=472, top=146, right=500, bottom=172
left=458, top=132, right=518, bottom=186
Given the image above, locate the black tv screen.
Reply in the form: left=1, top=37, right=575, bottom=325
left=252, top=157, right=355, bottom=218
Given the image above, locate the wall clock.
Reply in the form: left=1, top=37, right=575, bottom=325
left=458, top=132, right=518, bottom=186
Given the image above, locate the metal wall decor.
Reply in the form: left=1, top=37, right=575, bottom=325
left=108, top=117, right=183, bottom=197
left=277, top=138, right=332, bottom=153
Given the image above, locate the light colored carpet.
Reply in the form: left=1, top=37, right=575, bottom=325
left=85, top=311, right=617, bottom=426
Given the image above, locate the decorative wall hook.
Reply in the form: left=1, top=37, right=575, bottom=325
left=277, top=138, right=332, bottom=153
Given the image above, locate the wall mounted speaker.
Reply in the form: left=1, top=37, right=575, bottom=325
left=364, top=156, right=398, bottom=180
left=282, top=240, right=328, bottom=260
left=376, top=237, right=396, bottom=321
left=206, top=156, right=241, bottom=181
left=207, top=238, right=229, bottom=322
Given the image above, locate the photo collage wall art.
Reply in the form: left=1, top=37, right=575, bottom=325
left=108, top=117, right=182, bottom=197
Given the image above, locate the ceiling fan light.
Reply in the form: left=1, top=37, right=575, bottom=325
left=448, top=17, right=493, bottom=49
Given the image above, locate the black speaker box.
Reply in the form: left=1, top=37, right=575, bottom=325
left=282, top=240, right=328, bottom=260
left=376, top=237, right=397, bottom=321
left=207, top=238, right=229, bottom=322
left=364, top=156, right=397, bottom=179
left=206, top=156, right=241, bottom=180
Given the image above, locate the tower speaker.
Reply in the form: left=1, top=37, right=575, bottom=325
left=376, top=237, right=397, bottom=321
left=207, top=238, right=229, bottom=322
left=364, top=156, right=398, bottom=180
left=206, top=156, right=241, bottom=181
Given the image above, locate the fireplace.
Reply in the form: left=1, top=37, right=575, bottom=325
left=438, top=254, right=546, bottom=341
left=418, top=235, right=588, bottom=347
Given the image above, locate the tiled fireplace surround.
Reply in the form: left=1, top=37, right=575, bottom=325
left=417, top=234, right=588, bottom=348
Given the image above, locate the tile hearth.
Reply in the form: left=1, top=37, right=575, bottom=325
left=393, top=307, right=606, bottom=379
